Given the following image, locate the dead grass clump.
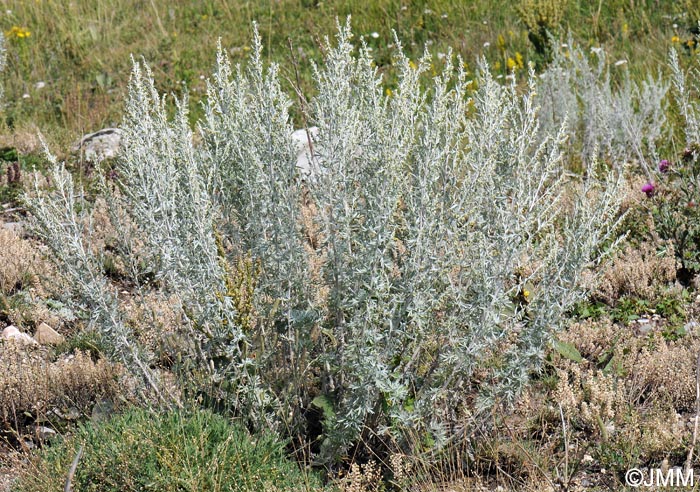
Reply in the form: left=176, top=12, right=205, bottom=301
left=624, top=334, right=700, bottom=411
left=560, top=317, right=617, bottom=361
left=545, top=315, right=700, bottom=476
left=0, top=342, right=124, bottom=423
left=337, top=461, right=382, bottom=492
left=595, top=241, right=677, bottom=304
left=0, top=230, right=40, bottom=296
left=555, top=360, right=626, bottom=436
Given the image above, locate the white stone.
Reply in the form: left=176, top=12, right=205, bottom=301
left=1, top=325, right=38, bottom=345
left=292, top=127, right=322, bottom=178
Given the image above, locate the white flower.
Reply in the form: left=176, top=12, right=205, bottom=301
left=483, top=41, right=491, bottom=48
left=614, top=59, right=628, bottom=66
left=370, top=32, right=379, bottom=39
left=441, top=13, right=448, bottom=19
left=437, top=52, right=446, bottom=60
left=35, top=81, right=46, bottom=90
left=590, top=46, right=603, bottom=56
left=22, top=93, right=29, bottom=99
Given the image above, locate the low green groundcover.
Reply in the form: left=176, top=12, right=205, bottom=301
left=14, top=407, right=322, bottom=492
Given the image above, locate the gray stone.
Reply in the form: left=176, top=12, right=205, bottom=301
left=74, top=128, right=122, bottom=163
left=1, top=222, right=23, bottom=235
left=685, top=320, right=700, bottom=334
left=33, top=425, right=57, bottom=441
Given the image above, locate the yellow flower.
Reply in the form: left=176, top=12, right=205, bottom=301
left=506, top=57, right=516, bottom=70
left=622, top=23, right=629, bottom=36
left=385, top=88, right=393, bottom=97
left=523, top=290, right=530, bottom=298
left=515, top=52, right=524, bottom=69
left=409, top=60, right=417, bottom=70
left=497, top=34, right=506, bottom=51
left=494, top=60, right=501, bottom=71
left=672, top=35, right=680, bottom=43
left=5, top=26, right=31, bottom=39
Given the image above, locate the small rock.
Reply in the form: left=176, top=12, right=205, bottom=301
left=33, top=426, right=57, bottom=441
left=58, top=407, right=82, bottom=421
left=1, top=325, right=38, bottom=345
left=20, top=439, right=35, bottom=450
left=685, top=321, right=700, bottom=334
left=292, top=127, right=322, bottom=179
left=605, top=422, right=615, bottom=436
left=73, top=128, right=122, bottom=163
left=1, top=221, right=23, bottom=235
left=33, top=322, right=64, bottom=345
left=635, top=318, right=653, bottom=335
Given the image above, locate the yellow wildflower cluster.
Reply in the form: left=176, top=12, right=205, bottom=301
left=5, top=26, right=30, bottom=39
left=506, top=52, right=525, bottom=71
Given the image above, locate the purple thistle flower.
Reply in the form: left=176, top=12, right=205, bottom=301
left=658, top=159, right=670, bottom=173
left=641, top=181, right=655, bottom=197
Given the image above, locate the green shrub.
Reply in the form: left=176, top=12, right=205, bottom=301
left=14, top=407, right=322, bottom=492
left=27, top=21, right=624, bottom=464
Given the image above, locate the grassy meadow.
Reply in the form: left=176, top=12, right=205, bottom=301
left=4, top=1, right=700, bottom=491
left=0, top=0, right=689, bottom=147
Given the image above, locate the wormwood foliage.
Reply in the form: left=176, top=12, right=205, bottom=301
left=0, top=33, right=5, bottom=104
left=27, top=21, right=624, bottom=463
left=537, top=35, right=668, bottom=170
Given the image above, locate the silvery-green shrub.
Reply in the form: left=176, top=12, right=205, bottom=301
left=26, top=154, right=163, bottom=403
left=0, top=33, right=5, bottom=103
left=670, top=47, right=700, bottom=146
left=537, top=34, right=668, bottom=171
left=28, top=21, right=624, bottom=463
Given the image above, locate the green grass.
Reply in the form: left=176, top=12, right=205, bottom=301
left=0, top=0, right=696, bottom=149
left=14, top=407, right=324, bottom=492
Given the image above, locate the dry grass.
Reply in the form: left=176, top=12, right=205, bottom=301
left=595, top=241, right=678, bottom=304
left=0, top=229, right=40, bottom=296
left=0, top=342, right=125, bottom=424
